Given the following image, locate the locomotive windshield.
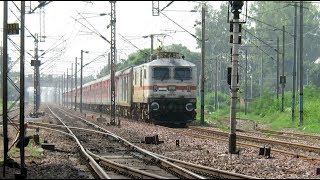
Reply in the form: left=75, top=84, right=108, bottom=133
left=153, top=67, right=170, bottom=80
left=174, top=67, right=191, bottom=80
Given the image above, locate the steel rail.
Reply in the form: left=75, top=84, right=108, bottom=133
left=58, top=106, right=206, bottom=179
left=152, top=153, right=259, bottom=179
left=47, top=105, right=111, bottom=179
left=172, top=128, right=320, bottom=161
left=190, top=126, right=320, bottom=153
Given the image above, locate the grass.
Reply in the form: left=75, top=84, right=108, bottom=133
left=3, top=141, right=44, bottom=161
left=199, top=86, right=320, bottom=135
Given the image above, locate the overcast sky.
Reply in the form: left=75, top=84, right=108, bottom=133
left=1, top=1, right=224, bottom=77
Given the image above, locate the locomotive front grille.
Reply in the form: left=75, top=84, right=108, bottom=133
left=148, top=98, right=196, bottom=123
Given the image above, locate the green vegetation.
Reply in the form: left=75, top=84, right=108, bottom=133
left=196, top=86, right=320, bottom=135
left=7, top=141, right=44, bottom=158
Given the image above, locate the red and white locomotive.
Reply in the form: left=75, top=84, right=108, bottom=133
left=64, top=51, right=197, bottom=126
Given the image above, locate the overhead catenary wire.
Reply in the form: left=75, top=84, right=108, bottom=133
left=76, top=11, right=110, bottom=44
left=119, top=33, right=146, bottom=54
left=243, top=28, right=279, bottom=52
left=160, top=11, right=200, bottom=41
left=249, top=40, right=276, bottom=62
left=161, top=1, right=175, bottom=11
left=71, top=14, right=110, bottom=44
left=252, top=4, right=290, bottom=15
left=38, top=36, right=67, bottom=58
left=80, top=52, right=108, bottom=72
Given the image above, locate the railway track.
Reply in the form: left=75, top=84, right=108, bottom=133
left=171, top=126, right=320, bottom=161
left=33, top=105, right=258, bottom=179
left=222, top=117, right=320, bottom=144
left=254, top=127, right=320, bottom=140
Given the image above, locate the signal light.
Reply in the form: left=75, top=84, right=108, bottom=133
left=230, top=1, right=244, bottom=13
left=227, top=67, right=239, bottom=85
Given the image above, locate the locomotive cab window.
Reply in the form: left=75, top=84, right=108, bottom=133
left=153, top=67, right=169, bottom=80
left=174, top=67, right=192, bottom=80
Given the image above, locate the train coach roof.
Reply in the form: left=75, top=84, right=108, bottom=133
left=148, top=58, right=196, bottom=67
left=80, top=66, right=132, bottom=89
left=115, top=66, right=133, bottom=76
left=82, top=74, right=110, bottom=88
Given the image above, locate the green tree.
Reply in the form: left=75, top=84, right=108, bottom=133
left=194, top=2, right=233, bottom=95
left=248, top=1, right=320, bottom=90
left=309, top=62, right=320, bottom=86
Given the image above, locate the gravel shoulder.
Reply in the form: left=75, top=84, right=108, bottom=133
left=1, top=107, right=320, bottom=179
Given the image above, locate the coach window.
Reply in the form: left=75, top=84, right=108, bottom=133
left=134, top=71, right=137, bottom=85
left=174, top=67, right=192, bottom=81
left=140, top=69, right=142, bottom=86
left=144, top=69, right=146, bottom=79
left=153, top=67, right=169, bottom=80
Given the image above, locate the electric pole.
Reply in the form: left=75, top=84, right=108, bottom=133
left=63, top=72, right=65, bottom=106
left=281, top=26, right=285, bottom=112
left=299, top=1, right=304, bottom=126
left=19, top=2, right=26, bottom=177
left=2, top=2, right=8, bottom=176
left=245, top=49, right=248, bottom=114
left=260, top=51, right=263, bottom=98
left=150, top=34, right=154, bottom=61
left=200, top=3, right=205, bottom=126
left=292, top=2, right=297, bottom=122
left=215, top=57, right=218, bottom=111
left=228, top=1, right=243, bottom=155
left=110, top=1, right=117, bottom=125
left=71, top=63, right=73, bottom=109
left=277, top=37, right=279, bottom=100
left=142, top=33, right=167, bottom=62
left=75, top=57, right=77, bottom=111
left=66, top=68, right=68, bottom=108
left=32, top=33, right=41, bottom=117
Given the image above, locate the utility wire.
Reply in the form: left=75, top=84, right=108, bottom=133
left=81, top=53, right=108, bottom=73
left=40, top=50, right=65, bottom=71
left=246, top=14, right=319, bottom=38
left=76, top=11, right=110, bottom=43
left=253, top=4, right=290, bottom=15
left=249, top=40, right=276, bottom=62
left=71, top=15, right=110, bottom=44
left=39, top=36, right=66, bottom=58
left=119, top=33, right=146, bottom=54
left=246, top=15, right=294, bottom=36
left=160, top=11, right=200, bottom=41
left=243, top=28, right=279, bottom=53
left=161, top=1, right=174, bottom=11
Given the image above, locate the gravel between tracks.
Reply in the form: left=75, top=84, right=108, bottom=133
left=1, top=106, right=320, bottom=179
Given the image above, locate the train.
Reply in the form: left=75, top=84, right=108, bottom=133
left=63, top=51, right=198, bottom=126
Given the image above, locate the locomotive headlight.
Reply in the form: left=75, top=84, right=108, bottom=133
left=185, top=103, right=194, bottom=112
left=151, top=102, right=160, bottom=111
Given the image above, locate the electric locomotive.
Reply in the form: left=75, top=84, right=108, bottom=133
left=131, top=51, right=197, bottom=126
